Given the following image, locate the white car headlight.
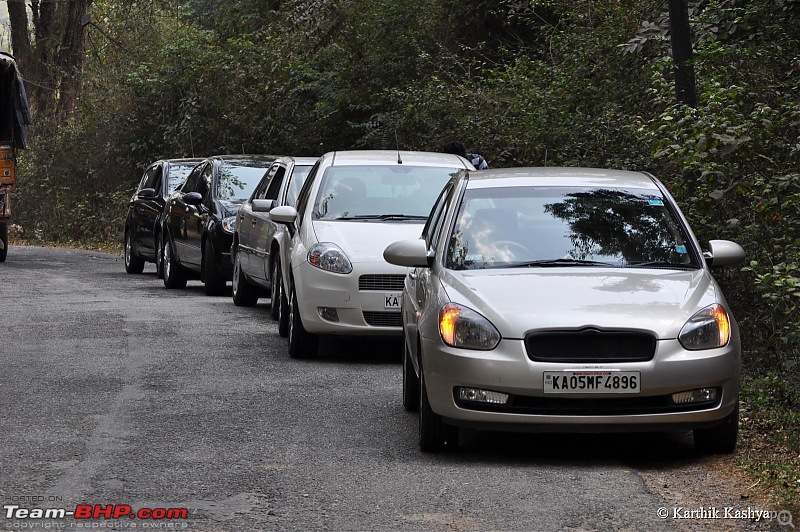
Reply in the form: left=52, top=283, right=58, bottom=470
left=678, top=303, right=731, bottom=350
left=308, top=243, right=353, bottom=274
left=439, top=303, right=501, bottom=350
left=221, top=216, right=237, bottom=234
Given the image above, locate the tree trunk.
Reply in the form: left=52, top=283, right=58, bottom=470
left=668, top=0, right=698, bottom=107
left=57, top=0, right=92, bottom=114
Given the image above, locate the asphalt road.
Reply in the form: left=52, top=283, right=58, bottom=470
left=0, top=246, right=777, bottom=531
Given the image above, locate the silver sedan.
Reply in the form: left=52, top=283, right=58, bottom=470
left=384, top=167, right=745, bottom=453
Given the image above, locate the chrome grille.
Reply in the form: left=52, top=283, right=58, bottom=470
left=363, top=311, right=402, bottom=328
left=358, top=274, right=405, bottom=291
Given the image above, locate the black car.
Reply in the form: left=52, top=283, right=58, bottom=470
left=231, top=156, right=317, bottom=334
left=161, top=155, right=277, bottom=295
left=124, top=158, right=203, bottom=276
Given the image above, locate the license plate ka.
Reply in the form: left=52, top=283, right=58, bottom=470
left=384, top=293, right=401, bottom=309
left=543, top=371, right=640, bottom=394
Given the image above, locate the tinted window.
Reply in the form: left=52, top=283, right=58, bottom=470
left=216, top=162, right=271, bottom=202
left=312, top=165, right=457, bottom=220
left=445, top=186, right=699, bottom=270
left=284, top=165, right=313, bottom=207
left=167, top=163, right=199, bottom=193
left=264, top=166, right=286, bottom=200
left=181, top=164, right=204, bottom=193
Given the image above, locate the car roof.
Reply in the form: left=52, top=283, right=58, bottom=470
left=163, top=157, right=204, bottom=165
left=463, top=167, right=660, bottom=190
left=327, top=150, right=470, bottom=168
left=272, top=156, right=320, bottom=166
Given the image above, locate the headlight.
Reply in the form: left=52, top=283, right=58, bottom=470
left=221, top=216, right=237, bottom=234
left=439, top=303, right=501, bottom=350
left=678, top=304, right=731, bottom=350
left=308, top=243, right=353, bottom=274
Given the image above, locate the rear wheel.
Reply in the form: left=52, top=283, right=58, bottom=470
left=163, top=237, right=187, bottom=289
left=403, top=334, right=420, bottom=412
left=694, top=402, right=739, bottom=455
left=270, top=258, right=282, bottom=320
left=288, top=285, right=318, bottom=358
left=419, top=369, right=458, bottom=452
left=124, top=229, right=145, bottom=274
left=0, top=221, right=7, bottom=262
left=276, top=262, right=290, bottom=338
left=203, top=241, right=226, bottom=296
left=232, top=251, right=258, bottom=306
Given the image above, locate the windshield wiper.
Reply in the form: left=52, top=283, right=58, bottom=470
left=508, top=259, right=618, bottom=268
left=625, top=261, right=696, bottom=269
left=335, top=214, right=428, bottom=221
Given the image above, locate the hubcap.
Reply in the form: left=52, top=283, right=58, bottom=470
left=288, top=291, right=294, bottom=342
left=125, top=234, right=131, bottom=266
left=233, top=255, right=240, bottom=296
left=164, top=243, right=171, bottom=279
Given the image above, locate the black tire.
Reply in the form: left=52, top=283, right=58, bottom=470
left=403, top=333, right=420, bottom=412
left=694, top=402, right=739, bottom=455
left=124, top=228, right=145, bottom=274
left=154, top=232, right=165, bottom=279
left=270, top=258, right=282, bottom=320
left=0, top=221, right=7, bottom=263
left=287, top=285, right=318, bottom=359
left=276, top=263, right=290, bottom=338
left=163, top=237, right=187, bottom=289
left=203, top=241, right=226, bottom=296
left=232, top=251, right=258, bottom=306
left=419, top=369, right=458, bottom=452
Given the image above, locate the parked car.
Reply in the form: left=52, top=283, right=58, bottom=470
left=123, top=158, right=203, bottom=276
left=161, top=155, right=276, bottom=295
left=383, top=167, right=745, bottom=453
left=268, top=150, right=474, bottom=358
left=231, top=156, right=318, bottom=334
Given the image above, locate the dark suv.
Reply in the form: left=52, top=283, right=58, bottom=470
left=161, top=155, right=277, bottom=295
left=124, top=158, right=202, bottom=276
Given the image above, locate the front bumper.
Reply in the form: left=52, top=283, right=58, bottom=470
left=422, top=335, right=741, bottom=432
left=293, top=260, right=405, bottom=336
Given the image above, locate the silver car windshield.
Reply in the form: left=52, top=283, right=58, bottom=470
left=312, top=165, right=458, bottom=221
left=446, top=186, right=700, bottom=270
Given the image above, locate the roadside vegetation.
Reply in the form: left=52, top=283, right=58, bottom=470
left=5, top=0, right=798, bottom=511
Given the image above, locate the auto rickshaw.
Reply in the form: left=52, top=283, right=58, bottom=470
left=0, top=51, right=32, bottom=262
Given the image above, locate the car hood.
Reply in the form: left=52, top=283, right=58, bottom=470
left=440, top=268, right=721, bottom=340
left=312, top=221, right=424, bottom=263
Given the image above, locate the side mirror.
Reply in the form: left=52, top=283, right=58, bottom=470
left=183, top=192, right=203, bottom=206
left=384, top=239, right=431, bottom=268
left=269, top=205, right=298, bottom=225
left=137, top=188, right=157, bottom=199
left=704, top=240, right=745, bottom=268
left=253, top=199, right=277, bottom=213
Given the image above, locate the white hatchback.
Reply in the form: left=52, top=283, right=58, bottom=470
left=269, top=150, right=473, bottom=358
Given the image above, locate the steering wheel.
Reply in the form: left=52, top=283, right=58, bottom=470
left=492, top=240, right=534, bottom=260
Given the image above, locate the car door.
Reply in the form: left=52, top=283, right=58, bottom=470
left=238, top=165, right=274, bottom=278
left=132, top=164, right=162, bottom=257
left=259, top=164, right=287, bottom=282
left=184, top=162, right=213, bottom=267
left=170, top=162, right=206, bottom=267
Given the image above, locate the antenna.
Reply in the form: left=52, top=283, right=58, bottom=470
left=543, top=148, right=548, bottom=167
left=395, top=131, right=402, bottom=164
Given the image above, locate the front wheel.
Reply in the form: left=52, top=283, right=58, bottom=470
left=694, top=402, right=739, bottom=454
left=419, top=369, right=458, bottom=452
left=232, top=251, right=258, bottom=306
left=0, top=221, right=7, bottom=263
left=163, top=237, right=187, bottom=289
left=124, top=229, right=145, bottom=274
left=288, top=285, right=318, bottom=359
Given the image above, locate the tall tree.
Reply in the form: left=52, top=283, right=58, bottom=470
left=668, top=0, right=697, bottom=107
left=7, top=0, right=93, bottom=117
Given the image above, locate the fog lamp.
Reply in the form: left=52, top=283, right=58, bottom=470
left=458, top=387, right=509, bottom=404
left=318, top=307, right=339, bottom=322
left=671, top=388, right=718, bottom=405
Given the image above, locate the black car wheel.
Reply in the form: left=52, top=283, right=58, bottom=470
left=124, top=228, right=145, bottom=274
left=419, top=368, right=458, bottom=452
left=203, top=241, right=226, bottom=296
left=163, top=237, right=187, bottom=289
left=403, top=333, right=420, bottom=412
left=288, top=285, right=317, bottom=359
left=154, top=232, right=165, bottom=279
left=270, top=258, right=282, bottom=320
left=694, top=402, right=739, bottom=455
left=276, top=260, right=290, bottom=338
left=0, top=221, right=8, bottom=263
left=232, top=251, right=258, bottom=306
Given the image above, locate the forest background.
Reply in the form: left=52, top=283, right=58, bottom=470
left=2, top=0, right=798, bottom=510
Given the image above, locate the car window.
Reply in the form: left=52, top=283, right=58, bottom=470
left=181, top=163, right=205, bottom=193
left=216, top=162, right=271, bottom=202
left=142, top=165, right=161, bottom=191
left=252, top=165, right=278, bottom=201
left=295, top=161, right=320, bottom=225
left=198, top=163, right=212, bottom=200
left=427, top=183, right=457, bottom=251
left=284, top=164, right=313, bottom=207
left=137, top=166, right=153, bottom=192
left=167, top=162, right=199, bottom=193
left=311, top=165, right=457, bottom=220
left=263, top=166, right=286, bottom=201
left=422, top=183, right=454, bottom=249
left=445, top=186, right=700, bottom=270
